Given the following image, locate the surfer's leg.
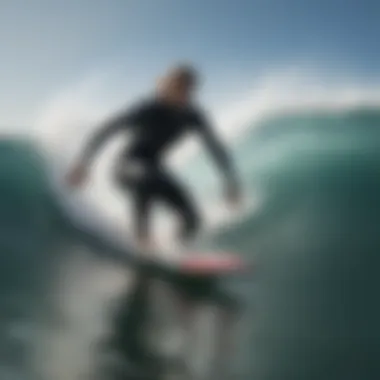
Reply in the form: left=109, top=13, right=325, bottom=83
left=132, top=186, right=157, bottom=252
left=123, top=172, right=157, bottom=252
left=157, top=171, right=201, bottom=243
left=115, top=161, right=159, bottom=251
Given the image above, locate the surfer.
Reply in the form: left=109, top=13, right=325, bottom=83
left=66, top=63, right=242, bottom=251
left=66, top=64, right=243, bottom=377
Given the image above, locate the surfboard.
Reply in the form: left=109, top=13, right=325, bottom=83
left=177, top=252, right=248, bottom=275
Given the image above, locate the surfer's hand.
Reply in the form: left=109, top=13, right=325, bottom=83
left=66, top=164, right=88, bottom=188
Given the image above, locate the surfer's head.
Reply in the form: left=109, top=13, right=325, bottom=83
left=157, top=63, right=200, bottom=105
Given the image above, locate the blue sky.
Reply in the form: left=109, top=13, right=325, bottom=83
left=0, top=0, right=378, bottom=126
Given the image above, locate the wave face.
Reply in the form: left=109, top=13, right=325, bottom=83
left=1, top=106, right=380, bottom=379
left=0, top=138, right=66, bottom=379
left=210, top=108, right=380, bottom=379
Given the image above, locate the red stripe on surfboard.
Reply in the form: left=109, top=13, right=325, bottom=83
left=179, top=254, right=247, bottom=274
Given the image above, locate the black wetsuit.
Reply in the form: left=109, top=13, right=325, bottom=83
left=81, top=97, right=237, bottom=242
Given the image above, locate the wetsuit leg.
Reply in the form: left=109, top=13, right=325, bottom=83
left=133, top=183, right=153, bottom=242
left=155, top=170, right=201, bottom=242
left=115, top=163, right=155, bottom=242
left=115, top=162, right=200, bottom=243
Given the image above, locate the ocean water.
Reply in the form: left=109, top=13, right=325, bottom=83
left=1, top=104, right=380, bottom=379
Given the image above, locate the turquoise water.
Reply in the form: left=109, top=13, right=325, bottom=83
left=1, top=107, right=380, bottom=379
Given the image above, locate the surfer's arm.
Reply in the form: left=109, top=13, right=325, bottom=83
left=194, top=111, right=239, bottom=188
left=79, top=105, right=143, bottom=166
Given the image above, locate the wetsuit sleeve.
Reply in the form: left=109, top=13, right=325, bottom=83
left=192, top=110, right=239, bottom=187
left=79, top=104, right=144, bottom=165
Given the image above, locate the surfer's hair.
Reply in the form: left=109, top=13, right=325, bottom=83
left=169, top=63, right=200, bottom=89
